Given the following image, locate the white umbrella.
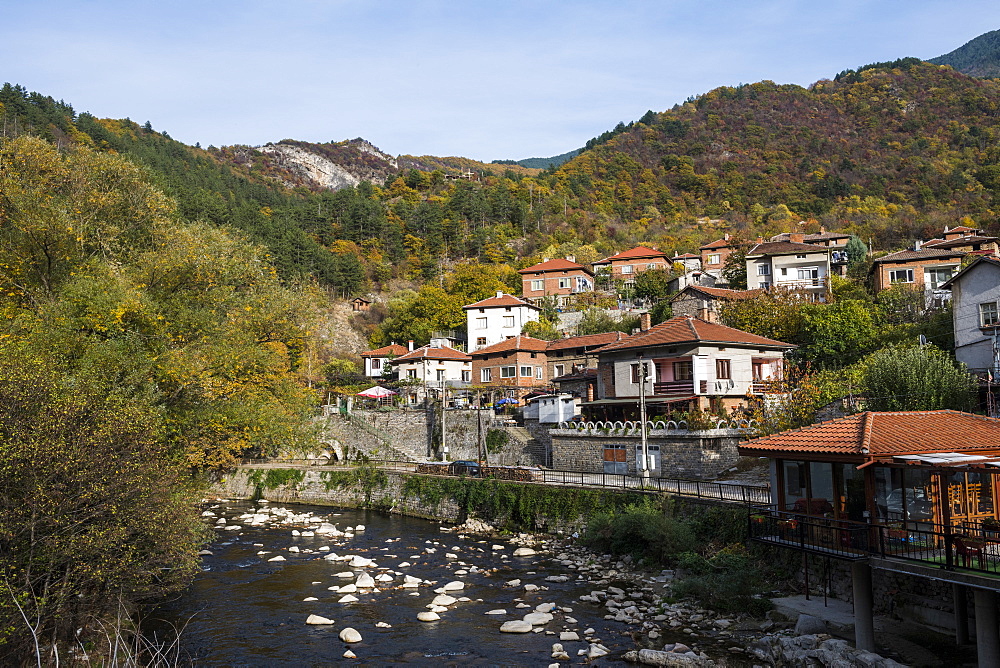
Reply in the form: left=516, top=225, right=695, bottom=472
left=356, top=386, right=397, bottom=398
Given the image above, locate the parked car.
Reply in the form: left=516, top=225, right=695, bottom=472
left=448, top=460, right=482, bottom=477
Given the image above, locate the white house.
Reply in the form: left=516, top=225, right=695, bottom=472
left=463, top=291, right=541, bottom=352
left=388, top=337, right=472, bottom=405
left=360, top=343, right=409, bottom=378
left=942, top=256, right=1000, bottom=375
left=745, top=236, right=835, bottom=299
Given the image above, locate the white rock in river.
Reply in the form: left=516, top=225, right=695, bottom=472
left=375, top=621, right=392, bottom=628
left=339, top=627, right=362, bottom=643
left=355, top=524, right=365, bottom=531
left=559, top=631, right=580, bottom=641
left=339, top=584, right=358, bottom=594
left=500, top=620, right=533, bottom=633
left=327, top=586, right=340, bottom=592
left=535, top=602, right=556, bottom=613
left=431, top=594, right=457, bottom=606
left=267, top=555, right=286, bottom=562
left=288, top=546, right=300, bottom=553
left=506, top=579, right=522, bottom=587
left=375, top=574, right=393, bottom=582
left=403, top=575, right=421, bottom=584
left=485, top=609, right=507, bottom=615
left=306, top=614, right=334, bottom=625
left=513, top=547, right=537, bottom=557
left=524, top=584, right=540, bottom=592
left=303, top=596, right=318, bottom=602
left=355, top=573, right=375, bottom=588
left=429, top=605, right=448, bottom=613
left=442, top=581, right=465, bottom=591
left=343, top=650, right=356, bottom=659
left=336, top=571, right=355, bottom=579
left=588, top=644, right=609, bottom=659
left=338, top=594, right=359, bottom=603
left=523, top=612, right=553, bottom=626
left=349, top=556, right=373, bottom=567
left=198, top=549, right=213, bottom=556
left=417, top=611, right=440, bottom=622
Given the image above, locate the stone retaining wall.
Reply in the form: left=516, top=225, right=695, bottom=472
left=549, top=428, right=742, bottom=480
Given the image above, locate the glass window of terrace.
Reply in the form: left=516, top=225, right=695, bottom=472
left=874, top=467, right=934, bottom=527
left=780, top=460, right=866, bottom=521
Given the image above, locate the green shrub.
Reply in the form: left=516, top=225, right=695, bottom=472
left=582, top=503, right=699, bottom=563
left=672, top=546, right=773, bottom=616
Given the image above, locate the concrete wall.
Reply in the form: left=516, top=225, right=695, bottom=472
left=549, top=428, right=742, bottom=479
left=951, top=260, right=1000, bottom=371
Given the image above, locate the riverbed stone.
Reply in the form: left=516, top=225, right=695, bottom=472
left=343, top=650, right=356, bottom=659
left=339, top=584, right=357, bottom=594
left=485, top=609, right=506, bottom=615
left=306, top=614, right=334, bottom=625
left=355, top=574, right=375, bottom=588
left=338, top=594, right=359, bottom=603
left=303, top=597, right=318, bottom=602
left=513, top=547, right=536, bottom=557
left=443, top=580, right=465, bottom=591
left=500, top=620, right=533, bottom=633
left=523, top=612, right=553, bottom=626
left=560, top=631, right=579, bottom=641
left=535, top=602, right=556, bottom=613
left=336, top=571, right=354, bottom=578
left=417, top=611, right=440, bottom=622
left=267, top=555, right=285, bottom=562
left=339, top=627, right=362, bottom=643
left=432, top=594, right=457, bottom=606
left=793, top=614, right=828, bottom=636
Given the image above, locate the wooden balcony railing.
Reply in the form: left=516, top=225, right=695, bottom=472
left=653, top=380, right=695, bottom=396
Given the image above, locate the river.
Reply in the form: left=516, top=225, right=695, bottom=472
left=149, top=500, right=661, bottom=666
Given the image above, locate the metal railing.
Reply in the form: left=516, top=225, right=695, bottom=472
left=237, top=457, right=769, bottom=504
left=749, top=506, right=1000, bottom=575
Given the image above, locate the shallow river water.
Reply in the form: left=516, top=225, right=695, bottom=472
left=150, top=501, right=653, bottom=666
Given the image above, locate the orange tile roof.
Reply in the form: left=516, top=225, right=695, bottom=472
left=361, top=343, right=409, bottom=357
left=673, top=253, right=700, bottom=259
left=872, top=248, right=965, bottom=263
left=740, top=410, right=1000, bottom=459
left=670, top=285, right=762, bottom=302
left=699, top=238, right=732, bottom=250
left=593, top=246, right=668, bottom=264
left=545, top=331, right=627, bottom=352
left=471, top=335, right=549, bottom=356
left=463, top=294, right=540, bottom=310
left=920, top=235, right=998, bottom=250
left=590, top=315, right=794, bottom=354
left=518, top=258, right=592, bottom=274
left=747, top=241, right=827, bottom=256
left=391, top=345, right=471, bottom=363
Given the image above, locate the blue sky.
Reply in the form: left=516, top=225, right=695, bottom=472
left=3, top=1, right=999, bottom=161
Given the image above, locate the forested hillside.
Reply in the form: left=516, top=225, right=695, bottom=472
left=931, top=29, right=1000, bottom=78
left=5, top=59, right=1000, bottom=299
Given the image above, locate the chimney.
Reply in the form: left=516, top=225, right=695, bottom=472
left=914, top=240, right=922, bottom=251
left=587, top=381, right=595, bottom=403
left=789, top=232, right=805, bottom=243
left=944, top=225, right=950, bottom=233
left=565, top=254, right=575, bottom=263
left=723, top=233, right=730, bottom=241
left=756, top=236, right=764, bottom=244
left=820, top=226, right=826, bottom=233
left=639, top=311, right=651, bottom=332
left=542, top=257, right=550, bottom=262
left=408, top=340, right=414, bottom=352
left=496, top=290, right=504, bottom=299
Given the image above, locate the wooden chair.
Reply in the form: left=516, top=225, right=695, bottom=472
left=954, top=535, right=985, bottom=569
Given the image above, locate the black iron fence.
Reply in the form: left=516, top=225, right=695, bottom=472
left=238, top=458, right=768, bottom=504
left=749, top=506, right=1000, bottom=576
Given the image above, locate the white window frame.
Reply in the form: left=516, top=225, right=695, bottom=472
left=461, top=370, right=471, bottom=382
left=371, top=358, right=381, bottom=370
left=557, top=277, right=570, bottom=289
left=757, top=264, right=771, bottom=276
left=553, top=364, right=565, bottom=377
left=530, top=279, right=543, bottom=291
left=406, top=368, right=417, bottom=379
left=620, top=264, right=634, bottom=274
left=520, top=365, right=533, bottom=377
left=535, top=366, right=543, bottom=379
left=797, top=266, right=819, bottom=280
left=481, top=368, right=492, bottom=382
left=981, top=302, right=999, bottom=328
left=708, top=253, right=720, bottom=264
left=476, top=337, right=487, bottom=347
left=889, top=268, right=914, bottom=284
left=476, top=317, right=488, bottom=329
left=500, top=366, right=516, bottom=379
left=503, top=315, right=515, bottom=328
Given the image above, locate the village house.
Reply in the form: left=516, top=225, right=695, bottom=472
left=545, top=331, right=627, bottom=380
left=470, top=335, right=549, bottom=402
left=670, top=252, right=702, bottom=272
left=769, top=229, right=851, bottom=249
left=581, top=314, right=795, bottom=420
left=464, top=291, right=541, bottom=351
left=923, top=225, right=1000, bottom=255
left=591, top=245, right=671, bottom=284
left=869, top=246, right=965, bottom=303
left=669, top=285, right=761, bottom=323
left=699, top=235, right=734, bottom=273
left=740, top=410, right=1000, bottom=662
left=745, top=234, right=839, bottom=298
left=388, top=336, right=472, bottom=406
left=942, top=255, right=1000, bottom=377
left=518, top=257, right=594, bottom=306
left=360, top=342, right=409, bottom=378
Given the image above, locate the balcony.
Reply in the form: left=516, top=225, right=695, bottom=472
left=748, top=507, right=1000, bottom=576
left=653, top=380, right=695, bottom=397
left=773, top=277, right=826, bottom=290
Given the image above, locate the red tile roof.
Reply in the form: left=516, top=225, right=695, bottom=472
left=471, top=335, right=549, bottom=356
left=361, top=344, right=409, bottom=358
left=673, top=253, right=700, bottom=259
left=593, top=246, right=668, bottom=264
left=872, top=248, right=965, bottom=263
left=770, top=231, right=851, bottom=243
left=463, top=294, right=540, bottom=310
left=670, top=285, right=762, bottom=302
left=518, top=258, right=592, bottom=274
left=740, top=410, right=1000, bottom=459
left=747, top=241, right=828, bottom=256
left=391, top=345, right=471, bottom=363
left=590, top=316, right=795, bottom=354
left=545, top=331, right=627, bottom=352
left=699, top=238, right=732, bottom=250
left=921, top=235, right=998, bottom=250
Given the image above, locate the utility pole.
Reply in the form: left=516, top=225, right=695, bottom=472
left=441, top=384, right=448, bottom=461
left=477, top=402, right=483, bottom=464
left=638, top=355, right=650, bottom=481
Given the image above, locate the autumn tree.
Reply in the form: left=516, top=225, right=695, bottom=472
left=860, top=344, right=976, bottom=411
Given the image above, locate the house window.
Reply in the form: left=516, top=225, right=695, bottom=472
left=535, top=366, right=543, bottom=379
left=620, top=264, right=633, bottom=274
left=503, top=315, right=515, bottom=328
left=708, top=253, right=720, bottom=264
left=889, top=269, right=914, bottom=284
left=757, top=264, right=770, bottom=276
left=476, top=337, right=487, bottom=346
left=630, top=361, right=652, bottom=384
left=797, top=267, right=819, bottom=282
left=500, top=366, right=516, bottom=379
left=925, top=267, right=954, bottom=290
left=780, top=267, right=787, bottom=276
left=673, top=360, right=693, bottom=381
left=520, top=365, right=533, bottom=377
left=406, top=369, right=417, bottom=379
left=558, top=277, right=570, bottom=289
left=371, top=358, right=381, bottom=370
left=647, top=263, right=657, bottom=270
left=476, top=317, right=488, bottom=329
left=981, top=302, right=999, bottom=327
left=481, top=368, right=492, bottom=382
left=553, top=364, right=565, bottom=377
left=461, top=370, right=471, bottom=382
left=436, top=369, right=445, bottom=382
left=716, top=359, right=731, bottom=380
left=796, top=254, right=807, bottom=259
left=530, top=279, right=543, bottom=291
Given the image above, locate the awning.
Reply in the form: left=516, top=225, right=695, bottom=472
left=892, top=453, right=1000, bottom=468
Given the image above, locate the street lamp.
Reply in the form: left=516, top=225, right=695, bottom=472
left=638, top=354, right=650, bottom=480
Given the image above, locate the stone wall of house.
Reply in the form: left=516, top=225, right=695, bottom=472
left=549, top=428, right=742, bottom=479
